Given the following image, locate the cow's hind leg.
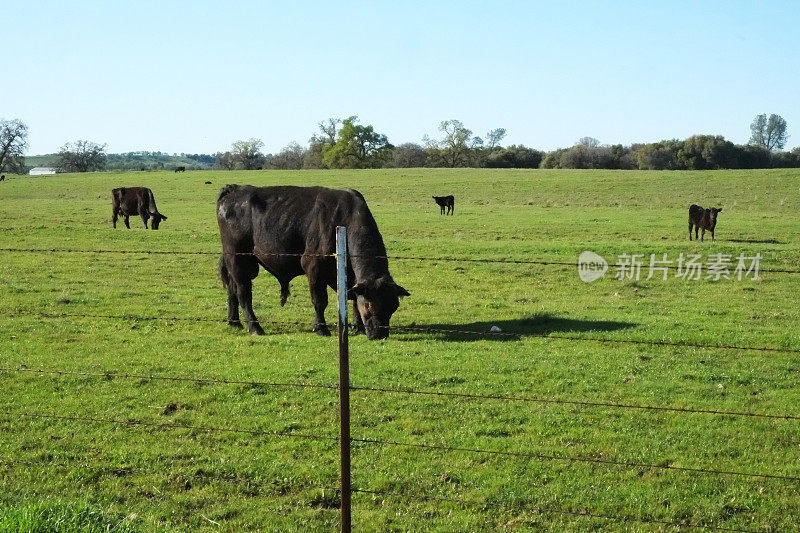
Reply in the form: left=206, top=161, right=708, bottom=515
left=222, top=253, right=264, bottom=335
left=700, top=228, right=705, bottom=242
left=219, top=256, right=242, bottom=329
left=112, top=208, right=119, bottom=229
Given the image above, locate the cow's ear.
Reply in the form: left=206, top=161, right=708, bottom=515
left=716, top=207, right=722, bottom=212
left=161, top=214, right=168, bottom=220
left=348, top=283, right=369, bottom=299
left=394, top=283, right=410, bottom=297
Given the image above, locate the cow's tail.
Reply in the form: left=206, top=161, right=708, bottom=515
left=219, top=255, right=231, bottom=290
left=280, top=282, right=290, bottom=307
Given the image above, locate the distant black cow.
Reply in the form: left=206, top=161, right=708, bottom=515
left=205, top=181, right=212, bottom=184
left=111, top=187, right=168, bottom=230
left=432, top=195, right=454, bottom=215
left=174, top=166, right=186, bottom=173
left=688, top=204, right=722, bottom=241
left=217, top=185, right=409, bottom=339
left=0, top=175, right=5, bottom=181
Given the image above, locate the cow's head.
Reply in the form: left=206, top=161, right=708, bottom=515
left=709, top=207, right=722, bottom=226
left=349, top=276, right=410, bottom=340
left=151, top=213, right=168, bottom=230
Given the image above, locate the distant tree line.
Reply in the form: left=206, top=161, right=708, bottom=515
left=541, top=134, right=800, bottom=170
left=217, top=113, right=795, bottom=172
left=2, top=113, right=797, bottom=173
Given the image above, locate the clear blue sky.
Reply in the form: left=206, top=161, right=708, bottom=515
left=5, top=0, right=799, bottom=155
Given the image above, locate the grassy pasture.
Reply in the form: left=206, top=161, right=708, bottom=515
left=1, top=168, right=800, bottom=531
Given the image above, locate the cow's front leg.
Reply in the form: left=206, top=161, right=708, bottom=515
left=141, top=213, right=149, bottom=229
left=112, top=208, right=119, bottom=229
left=226, top=288, right=243, bottom=329
left=124, top=215, right=131, bottom=229
left=308, top=276, right=331, bottom=336
left=351, top=300, right=365, bottom=335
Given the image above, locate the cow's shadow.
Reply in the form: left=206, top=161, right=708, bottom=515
left=727, top=238, right=781, bottom=244
left=394, top=314, right=636, bottom=342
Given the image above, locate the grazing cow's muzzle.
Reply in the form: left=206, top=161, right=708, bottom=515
left=364, top=323, right=390, bottom=340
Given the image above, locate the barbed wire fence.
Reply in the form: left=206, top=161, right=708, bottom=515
left=2, top=245, right=799, bottom=531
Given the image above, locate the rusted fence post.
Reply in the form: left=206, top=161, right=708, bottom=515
left=336, top=226, right=352, bottom=533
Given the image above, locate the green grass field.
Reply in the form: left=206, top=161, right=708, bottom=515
left=1, top=168, right=799, bottom=531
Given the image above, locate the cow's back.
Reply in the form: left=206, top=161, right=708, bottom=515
left=217, top=185, right=370, bottom=254
left=689, top=204, right=704, bottom=223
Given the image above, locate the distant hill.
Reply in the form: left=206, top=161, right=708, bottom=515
left=24, top=152, right=215, bottom=172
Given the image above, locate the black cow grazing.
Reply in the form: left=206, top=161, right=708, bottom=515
left=0, top=175, right=5, bottom=181
left=174, top=166, right=186, bottom=173
left=111, top=187, right=168, bottom=230
left=432, top=195, right=454, bottom=215
left=217, top=185, right=410, bottom=339
left=205, top=181, right=212, bottom=184
left=688, top=204, right=722, bottom=241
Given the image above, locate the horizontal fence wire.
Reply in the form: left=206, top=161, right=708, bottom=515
left=8, top=309, right=800, bottom=355
left=347, top=487, right=759, bottom=533
left=0, top=458, right=331, bottom=493
left=3, top=409, right=795, bottom=483
left=3, top=366, right=800, bottom=422
left=0, top=411, right=338, bottom=444
left=6, top=310, right=318, bottom=328
left=350, top=436, right=800, bottom=483
left=348, top=383, right=800, bottom=421
left=0, top=367, right=338, bottom=392
left=1, top=247, right=798, bottom=274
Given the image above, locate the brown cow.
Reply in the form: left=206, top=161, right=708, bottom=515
left=432, top=195, right=454, bottom=215
left=111, top=187, right=167, bottom=230
left=688, top=204, right=722, bottom=241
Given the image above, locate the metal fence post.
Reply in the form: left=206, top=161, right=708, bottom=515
left=336, top=226, right=352, bottom=533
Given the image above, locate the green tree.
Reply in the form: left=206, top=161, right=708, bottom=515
left=634, top=140, right=681, bottom=170
left=269, top=142, right=305, bottom=170
left=485, top=128, right=507, bottom=150
left=322, top=116, right=392, bottom=169
left=0, top=118, right=29, bottom=173
left=388, top=143, right=427, bottom=168
left=677, top=135, right=738, bottom=170
left=484, top=145, right=543, bottom=168
left=55, top=140, right=107, bottom=172
left=230, top=138, right=266, bottom=170
left=424, top=120, right=484, bottom=167
left=749, top=114, right=788, bottom=151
